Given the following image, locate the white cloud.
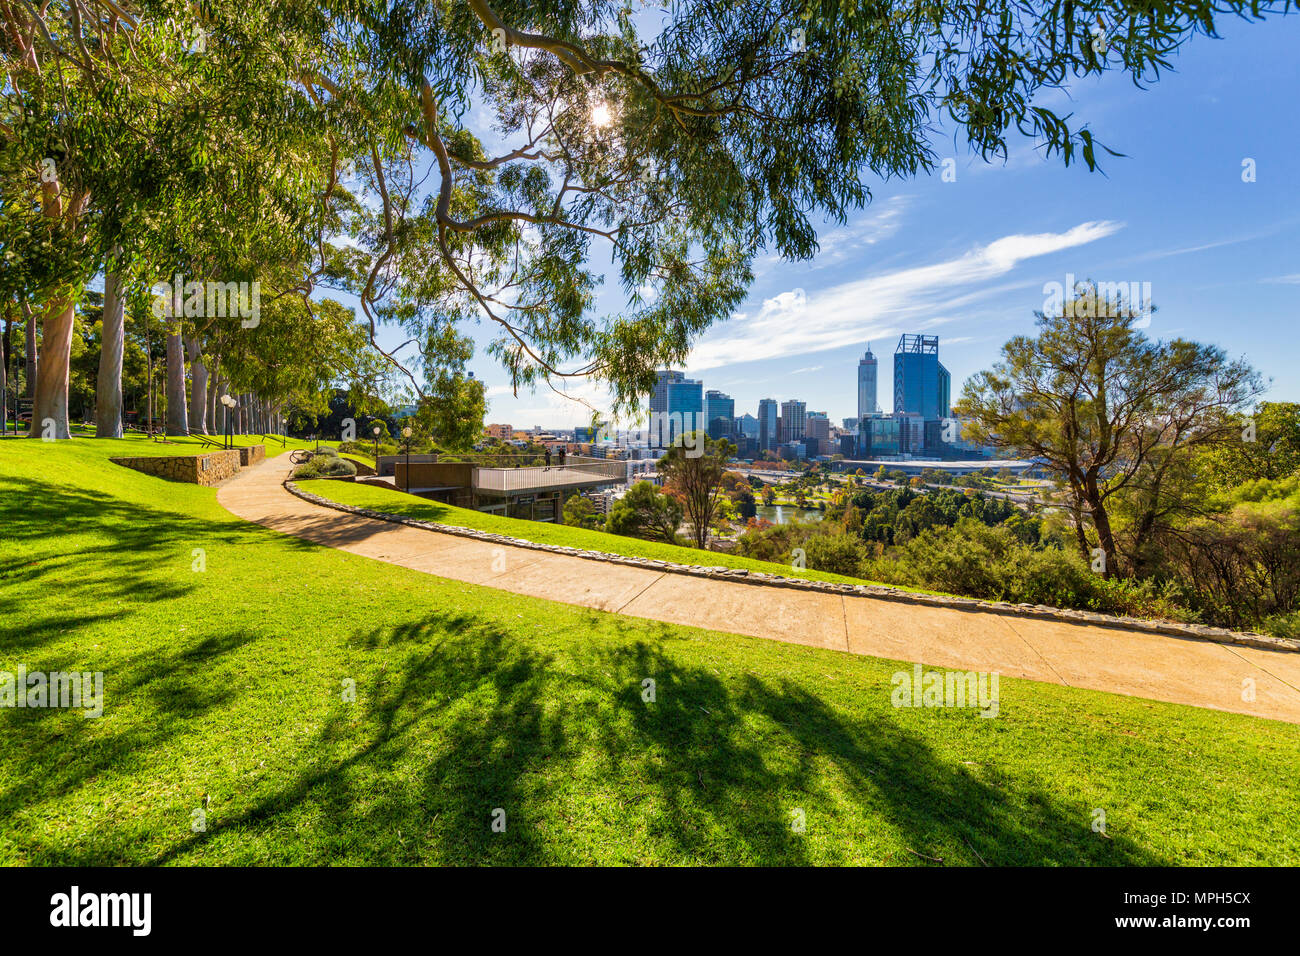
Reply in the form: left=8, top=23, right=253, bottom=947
left=752, top=196, right=910, bottom=274
left=483, top=377, right=614, bottom=428
left=688, top=220, right=1123, bottom=371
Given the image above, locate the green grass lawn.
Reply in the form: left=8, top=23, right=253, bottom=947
left=2, top=437, right=1299, bottom=865
left=298, top=478, right=874, bottom=588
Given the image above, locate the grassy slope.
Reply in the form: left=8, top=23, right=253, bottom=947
left=1, top=436, right=1298, bottom=865
left=298, top=478, right=882, bottom=588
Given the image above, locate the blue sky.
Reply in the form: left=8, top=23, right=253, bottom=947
left=377, top=14, right=1300, bottom=429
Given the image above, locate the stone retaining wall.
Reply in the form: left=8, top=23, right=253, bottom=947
left=284, top=481, right=1299, bottom=654
left=112, top=450, right=242, bottom=486
left=238, top=444, right=266, bottom=467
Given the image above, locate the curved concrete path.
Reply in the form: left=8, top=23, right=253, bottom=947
left=217, top=458, right=1300, bottom=724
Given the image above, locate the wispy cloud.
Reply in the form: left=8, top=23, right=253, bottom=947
left=752, top=196, right=911, bottom=274
left=1131, top=232, right=1267, bottom=262
left=688, top=220, right=1123, bottom=371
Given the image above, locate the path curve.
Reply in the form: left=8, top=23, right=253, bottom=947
left=217, top=458, right=1300, bottom=723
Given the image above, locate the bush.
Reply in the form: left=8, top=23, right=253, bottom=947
left=339, top=440, right=400, bottom=460
left=860, top=518, right=1198, bottom=620
left=605, top=481, right=683, bottom=544
left=801, top=532, right=867, bottom=577
left=734, top=518, right=821, bottom=563
left=1263, top=610, right=1300, bottom=640
left=292, top=455, right=357, bottom=479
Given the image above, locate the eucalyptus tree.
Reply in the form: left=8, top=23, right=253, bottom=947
left=9, top=0, right=1291, bottom=439
left=955, top=294, right=1264, bottom=576
left=309, top=0, right=1290, bottom=420
left=3, top=2, right=336, bottom=437
left=215, top=294, right=397, bottom=439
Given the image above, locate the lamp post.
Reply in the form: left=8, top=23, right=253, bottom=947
left=372, top=424, right=381, bottom=468
left=220, top=394, right=235, bottom=449
left=402, top=426, right=412, bottom=493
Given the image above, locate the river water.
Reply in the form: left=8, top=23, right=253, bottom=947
left=753, top=505, right=825, bottom=525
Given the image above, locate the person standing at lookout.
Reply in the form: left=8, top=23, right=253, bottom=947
left=544, top=448, right=552, bottom=469
left=557, top=447, right=566, bottom=466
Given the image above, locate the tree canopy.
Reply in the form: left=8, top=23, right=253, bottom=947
left=6, top=0, right=1290, bottom=436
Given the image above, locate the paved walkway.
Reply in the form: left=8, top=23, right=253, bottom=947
left=217, top=458, right=1300, bottom=723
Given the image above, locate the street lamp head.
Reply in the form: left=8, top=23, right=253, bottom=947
left=402, top=426, right=412, bottom=439
left=220, top=394, right=234, bottom=407
left=373, top=425, right=381, bottom=436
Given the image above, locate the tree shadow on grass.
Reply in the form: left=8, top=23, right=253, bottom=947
left=0, top=629, right=262, bottom=850
left=0, top=474, right=317, bottom=653
left=128, top=608, right=1166, bottom=866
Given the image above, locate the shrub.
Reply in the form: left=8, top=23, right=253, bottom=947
left=605, top=481, right=683, bottom=544
left=860, top=518, right=1200, bottom=622
left=801, top=532, right=866, bottom=577
left=734, top=518, right=821, bottom=563
left=1263, top=610, right=1300, bottom=640
left=292, top=455, right=356, bottom=479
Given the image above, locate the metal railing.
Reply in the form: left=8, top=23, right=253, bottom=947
left=473, top=459, right=627, bottom=494
left=439, top=452, right=609, bottom=467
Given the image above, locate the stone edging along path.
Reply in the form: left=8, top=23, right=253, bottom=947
left=284, top=480, right=1299, bottom=655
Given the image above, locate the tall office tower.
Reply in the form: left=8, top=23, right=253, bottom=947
left=704, top=389, right=735, bottom=439
left=779, top=399, right=807, bottom=443
left=650, top=369, right=686, bottom=417
left=804, top=412, right=830, bottom=457
left=804, top=412, right=830, bottom=442
left=664, top=376, right=703, bottom=444
left=857, top=346, right=879, bottom=418
left=893, top=334, right=951, bottom=422
left=736, top=413, right=760, bottom=440
left=757, top=398, right=779, bottom=451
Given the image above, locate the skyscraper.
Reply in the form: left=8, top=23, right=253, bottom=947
left=857, top=346, right=879, bottom=418
left=757, top=398, right=778, bottom=452
left=804, top=412, right=830, bottom=442
left=893, top=334, right=950, bottom=422
left=804, top=411, right=830, bottom=456
left=650, top=369, right=685, bottom=417
left=704, top=389, right=735, bottom=439
left=649, top=369, right=703, bottom=444
left=779, top=399, right=807, bottom=443
left=665, top=376, right=703, bottom=444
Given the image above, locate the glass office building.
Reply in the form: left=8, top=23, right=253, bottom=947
left=893, top=334, right=950, bottom=422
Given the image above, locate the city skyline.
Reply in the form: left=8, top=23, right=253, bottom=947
left=453, top=16, right=1299, bottom=428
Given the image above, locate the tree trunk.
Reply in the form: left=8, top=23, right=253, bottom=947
left=30, top=297, right=77, bottom=439
left=1, top=305, right=10, bottom=434
left=205, top=358, right=219, bottom=431
left=29, top=183, right=90, bottom=440
left=186, top=335, right=208, bottom=434
left=95, top=265, right=126, bottom=438
left=1084, top=471, right=1118, bottom=578
left=165, top=327, right=188, bottom=436
left=23, top=301, right=37, bottom=400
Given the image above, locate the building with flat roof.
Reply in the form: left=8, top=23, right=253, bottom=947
left=665, top=376, right=703, bottom=444
left=893, top=334, right=950, bottom=422
left=705, top=389, right=735, bottom=439
left=757, top=398, right=778, bottom=451
left=833, top=458, right=1038, bottom=477
left=779, top=399, right=807, bottom=443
